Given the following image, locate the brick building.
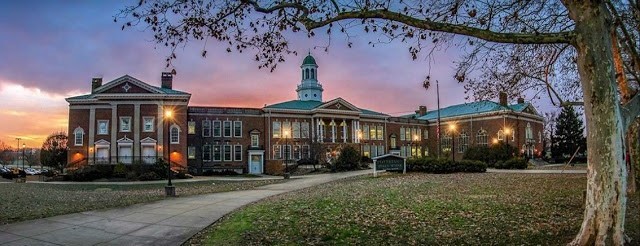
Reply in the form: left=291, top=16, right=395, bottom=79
left=66, top=54, right=543, bottom=174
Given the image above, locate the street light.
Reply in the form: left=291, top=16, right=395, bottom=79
left=449, top=124, right=457, bottom=161
left=164, top=109, right=175, bottom=196
left=15, top=138, right=21, bottom=169
left=504, top=127, right=511, bottom=146
left=22, top=143, right=25, bottom=172
left=283, top=129, right=290, bottom=179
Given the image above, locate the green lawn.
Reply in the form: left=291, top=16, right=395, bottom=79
left=190, top=173, right=639, bottom=246
left=0, top=179, right=285, bottom=224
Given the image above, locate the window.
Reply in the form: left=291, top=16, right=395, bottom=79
left=390, top=135, right=397, bottom=149
left=74, top=127, right=84, bottom=146
left=458, top=132, right=469, bottom=153
left=119, top=117, right=131, bottom=132
left=283, top=121, right=291, bottom=138
left=251, top=134, right=259, bottom=147
left=377, top=126, right=384, bottom=140
left=201, top=145, right=210, bottom=161
left=202, top=120, right=211, bottom=137
left=302, top=145, right=310, bottom=159
left=405, top=128, right=412, bottom=141
left=188, top=121, right=195, bottom=134
left=363, top=125, right=370, bottom=140
left=213, top=145, right=222, bottom=161
left=293, top=145, right=301, bottom=159
left=477, top=130, right=488, bottom=146
left=424, top=129, right=428, bottom=139
left=377, top=145, right=384, bottom=156
left=188, top=146, right=196, bottom=159
left=143, top=117, right=154, bottom=132
left=293, top=122, right=301, bottom=138
left=497, top=130, right=504, bottom=141
left=400, top=127, right=405, bottom=141
left=170, top=125, right=179, bottom=144
left=213, top=120, right=222, bottom=137
left=370, top=126, right=377, bottom=140
left=363, top=145, right=370, bottom=157
left=539, top=131, right=542, bottom=143
left=283, top=145, right=292, bottom=159
left=526, top=123, right=533, bottom=140
left=272, top=121, right=281, bottom=138
left=417, top=128, right=422, bottom=140
left=400, top=145, right=406, bottom=157
left=223, top=121, right=232, bottom=137
left=301, top=122, right=309, bottom=138
left=234, top=145, right=242, bottom=161
left=97, top=120, right=108, bottom=135
left=224, top=145, right=232, bottom=161
left=442, top=134, right=452, bottom=153
left=273, top=145, right=282, bottom=159
left=372, top=144, right=378, bottom=157
left=234, top=121, right=242, bottom=137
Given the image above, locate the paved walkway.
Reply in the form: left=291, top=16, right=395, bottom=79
left=487, top=168, right=587, bottom=174
left=0, top=170, right=372, bottom=246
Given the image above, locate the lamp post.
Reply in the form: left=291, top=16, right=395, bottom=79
left=22, top=144, right=25, bottom=171
left=504, top=128, right=511, bottom=146
left=413, top=135, right=420, bottom=157
left=164, top=109, right=175, bottom=196
left=15, top=138, right=21, bottom=169
left=283, top=129, right=290, bottom=179
left=449, top=124, right=457, bottom=161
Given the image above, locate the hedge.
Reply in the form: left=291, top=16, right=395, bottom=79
left=407, top=157, right=487, bottom=173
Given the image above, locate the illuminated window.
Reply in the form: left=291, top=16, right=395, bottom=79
left=188, top=121, right=195, bottom=134
left=476, top=130, right=488, bottom=146
left=74, top=127, right=84, bottom=146
left=376, top=126, right=383, bottom=140
left=188, top=146, right=196, bottom=159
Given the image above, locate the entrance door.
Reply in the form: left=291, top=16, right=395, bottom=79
left=118, top=146, right=133, bottom=164
left=96, top=147, right=109, bottom=164
left=142, top=145, right=156, bottom=164
left=249, top=154, right=263, bottom=174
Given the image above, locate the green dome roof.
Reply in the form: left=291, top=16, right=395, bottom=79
left=302, top=54, right=317, bottom=65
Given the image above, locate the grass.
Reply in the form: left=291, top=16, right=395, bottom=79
left=0, top=179, right=285, bottom=224
left=188, top=173, right=640, bottom=246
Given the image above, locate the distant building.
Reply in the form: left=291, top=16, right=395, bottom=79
left=66, top=54, right=543, bottom=174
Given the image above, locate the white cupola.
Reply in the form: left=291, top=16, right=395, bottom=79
left=296, top=53, right=324, bottom=101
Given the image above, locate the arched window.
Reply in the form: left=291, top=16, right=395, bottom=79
left=74, top=127, right=84, bottom=146
left=305, top=68, right=310, bottom=79
left=170, top=125, right=180, bottom=144
left=526, top=123, right=533, bottom=140
left=497, top=130, right=504, bottom=141
left=476, top=129, right=488, bottom=146
left=311, top=68, right=315, bottom=79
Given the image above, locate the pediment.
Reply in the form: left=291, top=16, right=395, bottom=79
left=140, top=137, right=157, bottom=143
left=93, top=75, right=164, bottom=94
left=316, top=98, right=361, bottom=112
left=94, top=139, right=110, bottom=146
left=117, top=136, right=133, bottom=143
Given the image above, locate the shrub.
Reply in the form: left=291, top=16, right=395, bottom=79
left=408, top=157, right=486, bottom=173
left=69, top=166, right=104, bottom=181
left=202, top=169, right=240, bottom=176
left=297, top=158, right=317, bottom=165
left=334, top=146, right=361, bottom=171
left=138, top=172, right=161, bottom=181
left=113, top=163, right=127, bottom=178
left=126, top=171, right=139, bottom=180
left=464, top=142, right=518, bottom=167
left=500, top=158, right=528, bottom=169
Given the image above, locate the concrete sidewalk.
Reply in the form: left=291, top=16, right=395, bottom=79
left=0, top=170, right=372, bottom=246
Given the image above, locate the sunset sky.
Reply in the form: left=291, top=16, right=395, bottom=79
left=0, top=1, right=556, bottom=149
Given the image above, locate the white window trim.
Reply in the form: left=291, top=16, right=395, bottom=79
left=234, top=121, right=243, bottom=138
left=119, top=116, right=132, bottom=132
left=272, top=121, right=281, bottom=138
left=234, top=145, right=242, bottom=161
left=223, top=120, right=232, bottom=138
left=188, top=146, right=197, bottom=160
left=223, top=145, right=232, bottom=161
left=188, top=121, right=196, bottom=135
left=202, top=120, right=212, bottom=137
left=213, top=145, right=222, bottom=162
left=97, top=120, right=109, bottom=135
left=213, top=120, right=222, bottom=137
left=251, top=134, right=259, bottom=147
left=74, top=127, right=84, bottom=146
left=143, top=117, right=155, bottom=132
left=170, top=124, right=180, bottom=144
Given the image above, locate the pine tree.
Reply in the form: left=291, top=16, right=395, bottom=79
left=552, top=106, right=586, bottom=161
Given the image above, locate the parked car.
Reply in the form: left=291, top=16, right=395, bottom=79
left=24, top=168, right=39, bottom=175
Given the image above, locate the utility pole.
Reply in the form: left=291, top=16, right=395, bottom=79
left=436, top=80, right=441, bottom=159
left=15, top=138, right=21, bottom=168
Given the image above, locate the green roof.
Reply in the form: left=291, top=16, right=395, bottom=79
left=360, top=108, right=388, bottom=116
left=154, top=86, right=189, bottom=95
left=416, top=100, right=530, bottom=120
left=302, top=54, right=317, bottom=65
left=264, top=100, right=323, bottom=110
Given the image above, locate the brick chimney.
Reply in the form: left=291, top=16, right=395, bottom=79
left=161, top=72, right=173, bottom=89
left=517, top=97, right=525, bottom=104
left=418, top=105, right=427, bottom=116
left=499, top=92, right=508, bottom=106
left=91, top=78, right=102, bottom=93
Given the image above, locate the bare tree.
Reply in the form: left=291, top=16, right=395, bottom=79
left=118, top=1, right=640, bottom=244
left=0, top=141, right=12, bottom=166
left=40, top=132, right=68, bottom=172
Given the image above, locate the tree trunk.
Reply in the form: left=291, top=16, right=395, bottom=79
left=564, top=1, right=628, bottom=245
left=628, top=121, right=640, bottom=194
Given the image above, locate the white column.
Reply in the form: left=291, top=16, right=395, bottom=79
left=331, top=119, right=336, bottom=143
left=311, top=117, right=315, bottom=142
left=342, top=119, right=347, bottom=143
left=110, top=104, right=117, bottom=158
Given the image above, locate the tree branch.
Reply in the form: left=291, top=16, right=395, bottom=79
left=301, top=9, right=576, bottom=44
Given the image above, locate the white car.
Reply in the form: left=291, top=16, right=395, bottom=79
left=24, top=168, right=38, bottom=175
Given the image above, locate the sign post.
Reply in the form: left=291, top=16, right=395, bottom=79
left=372, top=154, right=407, bottom=177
